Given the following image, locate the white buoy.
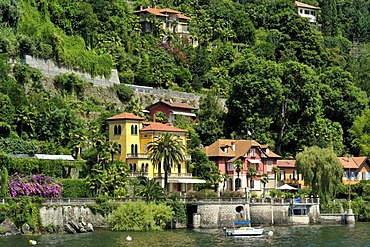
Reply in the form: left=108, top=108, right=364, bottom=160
left=29, top=240, right=37, bottom=245
left=126, top=235, right=132, bottom=242
left=268, top=230, right=274, bottom=236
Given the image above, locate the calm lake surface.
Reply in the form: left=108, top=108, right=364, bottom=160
left=2, top=223, right=370, bottom=247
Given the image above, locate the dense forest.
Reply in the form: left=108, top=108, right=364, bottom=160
left=2, top=0, right=370, bottom=160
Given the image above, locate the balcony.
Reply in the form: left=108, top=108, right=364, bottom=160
left=154, top=173, right=192, bottom=178
left=127, top=153, right=150, bottom=159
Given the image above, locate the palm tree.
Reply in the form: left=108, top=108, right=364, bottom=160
left=234, top=159, right=243, bottom=190
left=147, top=133, right=185, bottom=191
left=105, top=141, right=121, bottom=162
left=135, top=177, right=166, bottom=202
left=247, top=167, right=257, bottom=190
left=272, top=167, right=281, bottom=189
left=261, top=173, right=269, bottom=196
left=221, top=174, right=230, bottom=191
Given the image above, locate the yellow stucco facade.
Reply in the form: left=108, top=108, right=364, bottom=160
left=107, top=112, right=201, bottom=192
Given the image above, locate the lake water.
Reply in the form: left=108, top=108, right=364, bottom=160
left=2, top=223, right=370, bottom=247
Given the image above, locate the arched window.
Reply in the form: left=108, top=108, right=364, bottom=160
left=118, top=144, right=122, bottom=154
left=117, top=125, right=122, bottom=135
left=114, top=125, right=117, bottom=135
left=134, top=144, right=138, bottom=155
left=141, top=163, right=145, bottom=172
left=131, top=144, right=134, bottom=155
left=133, top=163, right=137, bottom=172
left=178, top=164, right=181, bottom=174
left=134, top=125, right=138, bottom=134
left=131, top=125, right=134, bottom=135
left=129, top=164, right=133, bottom=172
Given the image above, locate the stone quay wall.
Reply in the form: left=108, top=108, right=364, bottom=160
left=193, top=202, right=321, bottom=229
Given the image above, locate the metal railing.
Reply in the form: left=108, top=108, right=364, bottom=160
left=154, top=173, right=193, bottom=178
left=126, top=153, right=150, bottom=159
left=0, top=196, right=320, bottom=205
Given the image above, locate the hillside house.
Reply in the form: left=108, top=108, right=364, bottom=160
left=339, top=156, right=370, bottom=185
left=202, top=139, right=280, bottom=193
left=295, top=1, right=320, bottom=23
left=134, top=6, right=197, bottom=45
left=146, top=100, right=198, bottom=123
left=107, top=112, right=205, bottom=192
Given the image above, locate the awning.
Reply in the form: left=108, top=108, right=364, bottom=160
left=168, top=178, right=206, bottom=184
left=35, top=154, right=75, bottom=161
left=171, top=111, right=196, bottom=117
left=247, top=159, right=262, bottom=164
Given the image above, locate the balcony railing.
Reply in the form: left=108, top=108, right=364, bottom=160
left=126, top=153, right=150, bottom=159
left=154, top=173, right=192, bottom=178
left=129, top=172, right=149, bottom=177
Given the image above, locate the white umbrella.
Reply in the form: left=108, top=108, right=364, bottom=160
left=277, top=184, right=298, bottom=190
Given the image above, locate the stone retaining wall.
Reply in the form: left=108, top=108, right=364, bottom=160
left=40, top=205, right=107, bottom=229
left=23, top=55, right=119, bottom=87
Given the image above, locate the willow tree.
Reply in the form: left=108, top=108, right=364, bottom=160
left=147, top=133, right=186, bottom=191
left=296, top=146, right=343, bottom=204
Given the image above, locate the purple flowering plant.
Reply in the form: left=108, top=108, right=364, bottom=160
left=7, top=173, right=61, bottom=198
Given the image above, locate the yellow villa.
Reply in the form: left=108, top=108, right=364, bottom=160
left=107, top=112, right=205, bottom=192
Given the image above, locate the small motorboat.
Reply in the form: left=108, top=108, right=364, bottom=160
left=223, top=221, right=264, bottom=237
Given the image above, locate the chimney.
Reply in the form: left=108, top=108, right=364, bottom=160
left=140, top=6, right=143, bottom=10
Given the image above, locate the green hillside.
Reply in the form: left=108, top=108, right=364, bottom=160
left=1, top=0, right=370, bottom=158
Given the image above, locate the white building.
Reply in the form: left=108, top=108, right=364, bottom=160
left=295, top=1, right=320, bottom=24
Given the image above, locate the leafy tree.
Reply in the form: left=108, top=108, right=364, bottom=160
left=147, top=133, right=186, bottom=191
left=196, top=91, right=225, bottom=146
left=349, top=109, right=370, bottom=156
left=154, top=111, right=168, bottom=123
left=296, top=146, right=343, bottom=204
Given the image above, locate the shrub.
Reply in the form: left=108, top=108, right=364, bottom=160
left=186, top=189, right=217, bottom=198
left=61, top=179, right=92, bottom=198
left=108, top=202, right=174, bottom=231
left=167, top=200, right=187, bottom=224
left=220, top=190, right=245, bottom=198
left=115, top=83, right=133, bottom=103
left=88, top=201, right=118, bottom=217
left=8, top=173, right=61, bottom=198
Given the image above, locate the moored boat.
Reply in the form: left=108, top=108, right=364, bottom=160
left=223, top=221, right=264, bottom=236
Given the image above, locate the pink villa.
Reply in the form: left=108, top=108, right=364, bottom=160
left=202, top=139, right=280, bottom=192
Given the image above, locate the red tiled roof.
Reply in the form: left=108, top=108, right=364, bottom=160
left=202, top=139, right=280, bottom=162
left=147, top=100, right=198, bottom=110
left=134, top=7, right=190, bottom=19
left=108, top=112, right=144, bottom=121
left=141, top=121, right=187, bottom=132
left=158, top=8, right=181, bottom=14
left=338, top=156, right=368, bottom=169
left=295, top=1, right=320, bottom=10
left=277, top=160, right=296, bottom=168
left=134, top=8, right=168, bottom=17
left=176, top=13, right=191, bottom=20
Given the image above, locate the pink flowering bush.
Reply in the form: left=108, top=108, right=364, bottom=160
left=7, top=173, right=61, bottom=198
